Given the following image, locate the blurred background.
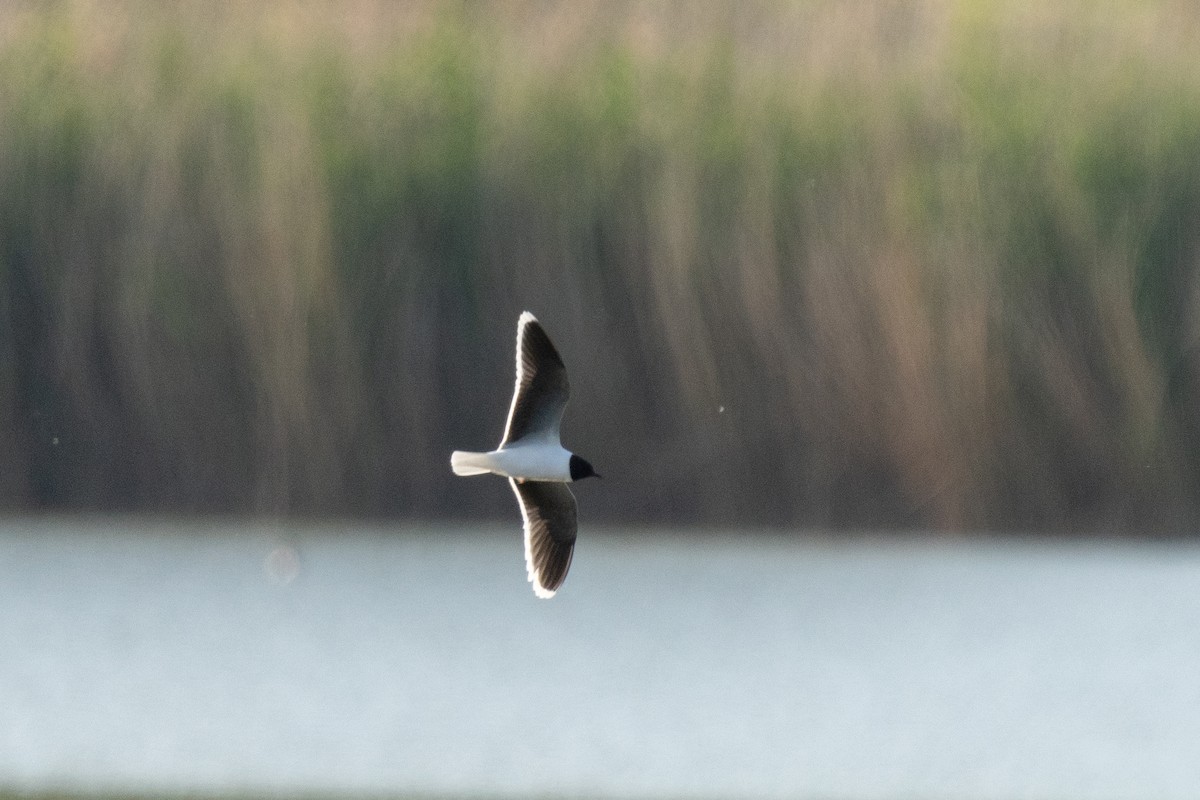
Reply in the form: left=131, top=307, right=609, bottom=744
left=4, top=2, right=1200, bottom=800
left=4, top=0, right=1200, bottom=531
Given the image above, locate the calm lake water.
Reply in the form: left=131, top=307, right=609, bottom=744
left=2, top=517, right=1199, bottom=800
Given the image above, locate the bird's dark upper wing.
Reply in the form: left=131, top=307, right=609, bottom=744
left=501, top=312, right=570, bottom=446
left=510, top=478, right=577, bottom=598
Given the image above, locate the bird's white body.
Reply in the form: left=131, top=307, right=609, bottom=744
left=451, top=441, right=573, bottom=482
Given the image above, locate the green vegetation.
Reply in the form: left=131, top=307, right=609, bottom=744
left=2, top=1, right=1200, bottom=531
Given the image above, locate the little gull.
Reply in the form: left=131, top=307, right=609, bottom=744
left=451, top=312, right=600, bottom=598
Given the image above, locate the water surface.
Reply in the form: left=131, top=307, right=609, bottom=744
left=2, top=518, right=1199, bottom=799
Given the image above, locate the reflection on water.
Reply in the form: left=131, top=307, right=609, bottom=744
left=2, top=518, right=1200, bottom=799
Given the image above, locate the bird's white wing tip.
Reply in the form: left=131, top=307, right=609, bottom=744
left=518, top=310, right=537, bottom=327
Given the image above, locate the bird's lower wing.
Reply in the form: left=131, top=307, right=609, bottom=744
left=510, top=479, right=577, bottom=598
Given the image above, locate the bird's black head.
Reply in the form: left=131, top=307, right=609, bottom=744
left=569, top=454, right=600, bottom=481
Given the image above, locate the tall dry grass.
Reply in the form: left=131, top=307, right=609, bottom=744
left=2, top=1, right=1200, bottom=530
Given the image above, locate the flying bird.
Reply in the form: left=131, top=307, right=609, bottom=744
left=451, top=312, right=600, bottom=598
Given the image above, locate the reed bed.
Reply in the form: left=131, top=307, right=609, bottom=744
left=2, top=1, right=1200, bottom=531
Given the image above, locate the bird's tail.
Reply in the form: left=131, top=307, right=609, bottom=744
left=451, top=450, right=494, bottom=476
